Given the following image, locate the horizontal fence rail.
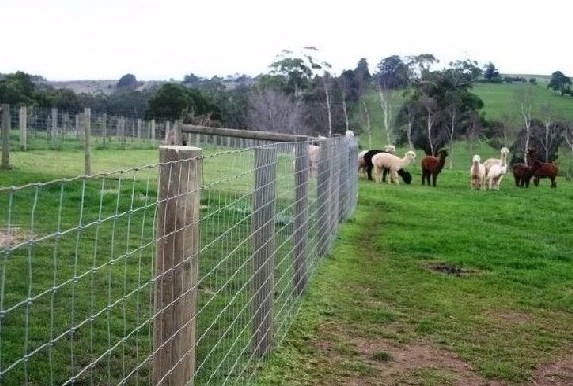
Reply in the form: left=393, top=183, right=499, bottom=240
left=0, top=133, right=358, bottom=385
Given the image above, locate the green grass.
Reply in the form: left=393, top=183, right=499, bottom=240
left=254, top=146, right=573, bottom=385
left=0, top=140, right=322, bottom=385
left=473, top=82, right=573, bottom=124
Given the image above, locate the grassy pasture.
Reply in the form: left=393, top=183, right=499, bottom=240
left=0, top=141, right=325, bottom=385
left=255, top=143, right=573, bottom=385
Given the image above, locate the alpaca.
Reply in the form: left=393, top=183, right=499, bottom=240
left=357, top=150, right=368, bottom=176
left=486, top=162, right=507, bottom=190
left=421, top=149, right=448, bottom=186
left=371, top=150, right=416, bottom=184
left=512, top=149, right=538, bottom=187
left=362, top=146, right=396, bottom=181
left=483, top=146, right=510, bottom=175
left=307, top=145, right=320, bottom=177
left=532, top=160, right=559, bottom=188
left=470, top=154, right=486, bottom=190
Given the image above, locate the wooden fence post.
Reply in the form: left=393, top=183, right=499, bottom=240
left=102, top=113, right=108, bottom=146
left=154, top=145, right=201, bottom=386
left=316, top=139, right=331, bottom=256
left=252, top=146, right=277, bottom=356
left=75, top=114, right=80, bottom=139
left=1, top=104, right=10, bottom=169
left=294, top=138, right=308, bottom=294
left=19, top=105, right=27, bottom=151
left=51, top=107, right=58, bottom=147
left=151, top=119, right=156, bottom=143
left=83, top=108, right=91, bottom=176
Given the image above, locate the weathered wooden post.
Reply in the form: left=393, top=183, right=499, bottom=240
left=83, top=108, right=91, bottom=176
left=102, top=113, right=108, bottom=147
left=154, top=145, right=201, bottom=386
left=151, top=119, right=156, bottom=143
left=51, top=107, right=58, bottom=147
left=1, top=104, right=10, bottom=169
left=294, top=137, right=309, bottom=294
left=316, top=139, right=331, bottom=256
left=251, top=145, right=277, bottom=356
left=19, top=105, right=27, bottom=151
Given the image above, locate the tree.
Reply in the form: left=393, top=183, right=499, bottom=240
left=117, top=73, right=138, bottom=90
left=0, top=71, right=37, bottom=105
left=395, top=68, right=484, bottom=156
left=513, top=84, right=535, bottom=162
left=268, top=49, right=314, bottom=97
left=547, top=71, right=571, bottom=95
left=247, top=88, right=305, bottom=134
left=563, top=123, right=573, bottom=179
left=48, top=88, right=82, bottom=114
left=483, top=62, right=502, bottom=82
left=407, top=54, right=438, bottom=80
left=376, top=55, right=411, bottom=90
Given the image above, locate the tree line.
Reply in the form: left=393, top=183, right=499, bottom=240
left=2, top=51, right=573, bottom=164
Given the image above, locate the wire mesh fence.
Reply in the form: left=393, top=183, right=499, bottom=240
left=0, top=134, right=358, bottom=385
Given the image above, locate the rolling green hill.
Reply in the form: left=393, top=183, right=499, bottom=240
left=472, top=82, right=573, bottom=125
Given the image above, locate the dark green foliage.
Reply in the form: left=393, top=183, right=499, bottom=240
left=0, top=71, right=37, bottom=105
left=483, top=62, right=502, bottom=83
left=116, top=73, right=138, bottom=90
left=395, top=68, right=484, bottom=154
left=547, top=71, right=571, bottom=95
left=145, top=83, right=221, bottom=122
left=376, top=55, right=411, bottom=89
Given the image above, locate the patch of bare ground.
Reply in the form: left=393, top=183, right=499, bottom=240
left=314, top=323, right=505, bottom=386
left=531, top=355, right=573, bottom=386
left=0, top=228, right=34, bottom=249
left=485, top=309, right=533, bottom=326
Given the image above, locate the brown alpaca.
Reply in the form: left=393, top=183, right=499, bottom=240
left=421, top=149, right=448, bottom=186
left=526, top=149, right=558, bottom=188
left=533, top=160, right=559, bottom=188
left=512, top=149, right=538, bottom=187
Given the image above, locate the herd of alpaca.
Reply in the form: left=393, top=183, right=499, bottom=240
left=356, top=144, right=560, bottom=189
left=470, top=146, right=558, bottom=190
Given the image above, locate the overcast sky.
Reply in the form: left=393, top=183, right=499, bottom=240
left=2, top=0, right=571, bottom=81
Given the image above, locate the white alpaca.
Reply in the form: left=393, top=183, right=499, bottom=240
left=484, top=146, right=509, bottom=188
left=371, top=150, right=416, bottom=184
left=470, top=154, right=486, bottom=190
left=484, top=146, right=509, bottom=175
left=383, top=145, right=396, bottom=154
left=357, top=150, right=368, bottom=176
left=486, top=154, right=508, bottom=190
left=307, top=145, right=320, bottom=177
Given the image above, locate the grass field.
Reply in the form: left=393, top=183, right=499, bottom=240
left=254, top=144, right=573, bottom=385
left=0, top=139, right=340, bottom=385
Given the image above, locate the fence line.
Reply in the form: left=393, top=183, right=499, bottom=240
left=0, top=132, right=358, bottom=385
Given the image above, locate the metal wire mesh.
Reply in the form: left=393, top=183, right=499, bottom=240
left=0, top=136, right=358, bottom=385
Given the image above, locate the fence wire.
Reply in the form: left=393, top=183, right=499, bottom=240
left=0, top=136, right=358, bottom=385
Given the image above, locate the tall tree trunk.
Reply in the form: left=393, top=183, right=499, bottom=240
left=521, top=102, right=532, bottom=162
left=448, top=112, right=456, bottom=169
left=342, top=91, right=349, bottom=132
left=362, top=101, right=372, bottom=149
left=427, top=111, right=434, bottom=155
left=324, top=78, right=332, bottom=137
left=377, top=85, right=393, bottom=145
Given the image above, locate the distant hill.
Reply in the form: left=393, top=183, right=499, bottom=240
left=35, top=77, right=253, bottom=95
left=37, top=79, right=168, bottom=95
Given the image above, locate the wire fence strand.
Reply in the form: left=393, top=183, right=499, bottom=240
left=0, top=133, right=358, bottom=385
